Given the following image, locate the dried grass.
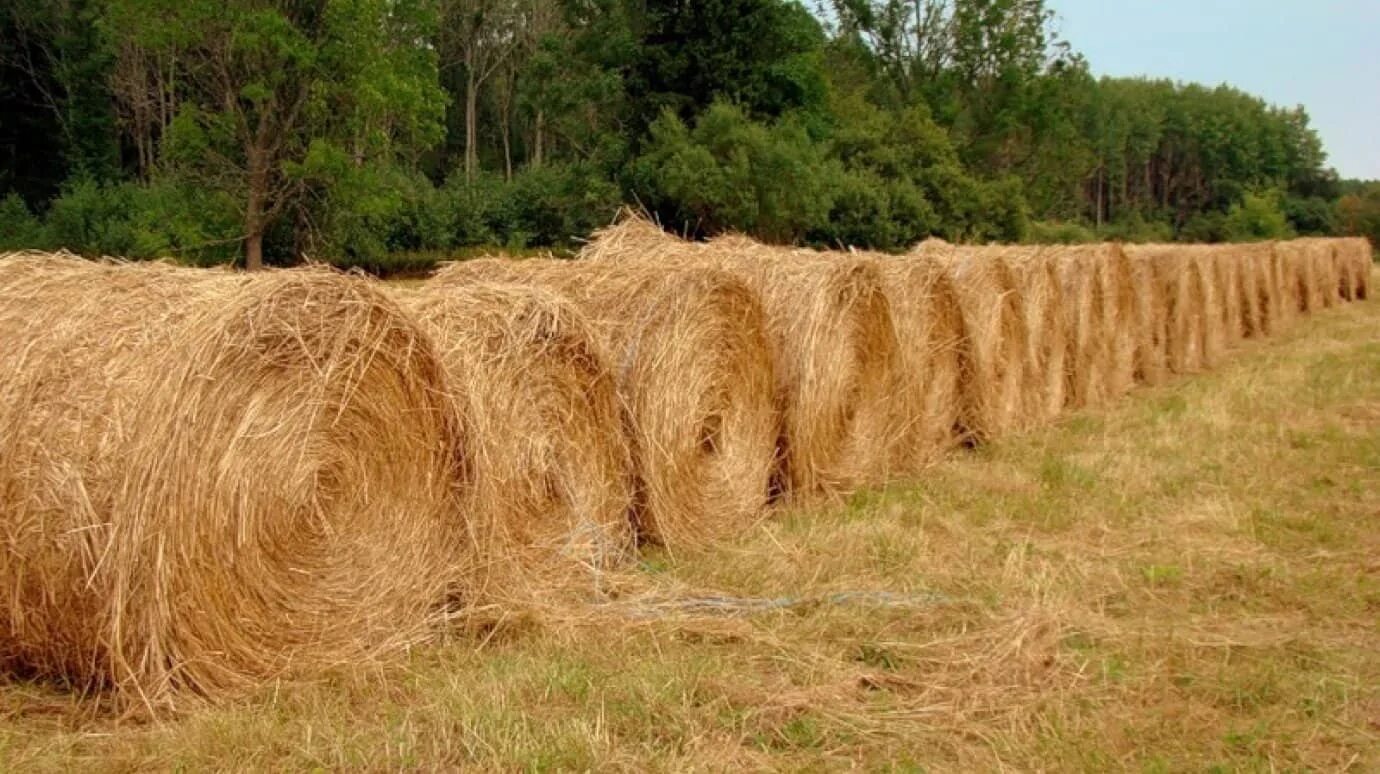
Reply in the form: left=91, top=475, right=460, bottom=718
left=1122, top=246, right=1169, bottom=385
left=1334, top=237, right=1371, bottom=301
left=432, top=257, right=778, bottom=550
left=1126, top=245, right=1212, bottom=374
left=0, top=252, right=463, bottom=711
left=583, top=220, right=900, bottom=499
left=986, top=246, right=1067, bottom=425
left=869, top=255, right=968, bottom=471
left=1050, top=247, right=1108, bottom=407
left=397, top=282, right=636, bottom=607
left=918, top=246, right=1031, bottom=441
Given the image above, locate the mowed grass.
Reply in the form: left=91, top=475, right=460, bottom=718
left=3, top=289, right=1378, bottom=771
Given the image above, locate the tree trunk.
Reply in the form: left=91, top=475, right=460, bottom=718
left=245, top=230, right=265, bottom=271
left=464, top=68, right=478, bottom=180
left=533, top=108, right=544, bottom=168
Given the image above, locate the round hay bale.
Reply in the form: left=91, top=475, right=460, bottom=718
left=993, top=246, right=1067, bottom=425
left=397, top=282, right=635, bottom=605
left=694, top=237, right=901, bottom=497
left=1309, top=239, right=1343, bottom=309
left=584, top=225, right=901, bottom=499
left=1267, top=242, right=1301, bottom=327
left=1051, top=248, right=1109, bottom=407
left=1278, top=240, right=1322, bottom=313
left=1232, top=243, right=1269, bottom=337
left=0, top=253, right=463, bottom=708
left=1122, top=246, right=1170, bottom=385
left=1336, top=237, right=1371, bottom=301
left=930, top=251, right=1030, bottom=442
left=872, top=256, right=968, bottom=471
left=433, top=258, right=777, bottom=550
left=1189, top=249, right=1228, bottom=368
left=1078, top=243, right=1137, bottom=398
left=1206, top=246, right=1246, bottom=344
left=1127, top=245, right=1212, bottom=374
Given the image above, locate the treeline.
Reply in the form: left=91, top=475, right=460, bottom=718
left=0, top=0, right=1373, bottom=271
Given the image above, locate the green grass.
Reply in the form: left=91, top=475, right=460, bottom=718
left=3, top=295, right=1378, bottom=771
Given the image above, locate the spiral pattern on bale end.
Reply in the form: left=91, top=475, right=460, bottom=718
left=399, top=281, right=636, bottom=606
left=0, top=253, right=463, bottom=710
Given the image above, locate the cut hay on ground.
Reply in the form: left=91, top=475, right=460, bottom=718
left=0, top=253, right=463, bottom=710
left=916, top=246, right=1031, bottom=442
left=432, top=258, right=777, bottom=550
left=397, top=282, right=635, bottom=605
left=584, top=220, right=901, bottom=499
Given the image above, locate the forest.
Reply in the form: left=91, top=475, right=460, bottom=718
left=0, top=0, right=1375, bottom=272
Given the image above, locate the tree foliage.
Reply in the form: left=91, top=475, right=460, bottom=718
left=0, top=0, right=1360, bottom=271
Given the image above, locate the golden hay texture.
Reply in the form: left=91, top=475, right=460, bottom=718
left=397, top=282, right=635, bottom=605
left=1050, top=247, right=1108, bottom=407
left=1232, top=243, right=1270, bottom=337
left=1333, top=237, right=1371, bottom=301
left=1206, top=245, right=1246, bottom=344
left=1125, top=245, right=1213, bottom=375
left=985, top=246, right=1067, bottom=425
left=584, top=221, right=901, bottom=499
left=917, top=246, right=1031, bottom=441
left=1277, top=240, right=1322, bottom=313
left=0, top=253, right=463, bottom=710
left=869, top=255, right=968, bottom=471
left=1121, top=246, right=1170, bottom=386
left=1188, top=248, right=1228, bottom=368
left=432, top=258, right=777, bottom=550
left=1062, top=243, right=1137, bottom=401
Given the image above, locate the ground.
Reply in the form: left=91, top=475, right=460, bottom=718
left=3, top=282, right=1377, bottom=771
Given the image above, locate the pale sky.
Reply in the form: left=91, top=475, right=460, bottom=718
left=1049, top=0, right=1380, bottom=180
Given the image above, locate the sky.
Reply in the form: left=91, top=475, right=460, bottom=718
left=1048, top=0, right=1380, bottom=180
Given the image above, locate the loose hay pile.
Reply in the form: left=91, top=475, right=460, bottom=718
left=0, top=253, right=463, bottom=710
left=433, top=258, right=778, bottom=550
left=399, top=282, right=636, bottom=606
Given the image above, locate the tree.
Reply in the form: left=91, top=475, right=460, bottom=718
left=112, top=0, right=445, bottom=269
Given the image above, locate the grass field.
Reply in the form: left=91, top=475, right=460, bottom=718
left=3, top=281, right=1377, bottom=771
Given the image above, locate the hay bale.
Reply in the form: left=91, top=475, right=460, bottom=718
left=1335, top=237, right=1372, bottom=301
left=1122, top=246, right=1169, bottom=385
left=0, top=253, right=463, bottom=708
left=1051, top=248, right=1109, bottom=407
left=397, top=282, right=635, bottom=604
left=692, top=236, right=901, bottom=496
left=871, top=256, right=968, bottom=471
left=1126, top=245, right=1213, bottom=374
left=991, top=246, right=1067, bottom=425
left=1190, top=248, right=1228, bottom=367
left=1278, top=240, right=1323, bottom=313
left=433, top=258, right=777, bottom=549
left=1232, top=243, right=1270, bottom=337
left=583, top=223, right=901, bottom=498
left=926, top=249, right=1031, bottom=442
left=1206, top=245, right=1246, bottom=344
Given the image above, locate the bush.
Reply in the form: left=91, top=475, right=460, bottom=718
left=1222, top=190, right=1293, bottom=241
left=1026, top=220, right=1096, bottom=244
left=0, top=193, right=46, bottom=250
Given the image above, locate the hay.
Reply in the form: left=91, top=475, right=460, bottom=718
left=1050, top=247, right=1109, bottom=407
left=1122, top=246, right=1169, bottom=385
left=432, top=258, right=777, bottom=549
left=870, top=255, right=968, bottom=471
left=1079, top=243, right=1137, bottom=398
left=920, top=246, right=1031, bottom=441
left=0, top=253, right=463, bottom=709
left=1190, top=248, right=1228, bottom=368
left=1206, top=245, right=1246, bottom=344
left=397, top=282, right=635, bottom=605
left=584, top=222, right=901, bottom=499
left=1278, top=240, right=1321, bottom=313
left=989, top=246, right=1067, bottom=424
left=1233, top=243, right=1270, bottom=337
left=1334, top=237, right=1371, bottom=301
left=1126, top=245, right=1213, bottom=374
